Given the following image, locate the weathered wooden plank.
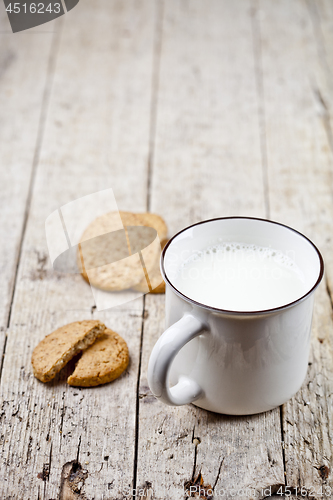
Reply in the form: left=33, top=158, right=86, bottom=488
left=0, top=0, right=156, bottom=498
left=306, top=0, right=333, bottom=108
left=0, top=10, right=55, bottom=336
left=307, top=0, right=333, bottom=281
left=136, top=1, right=285, bottom=499
left=258, top=0, right=333, bottom=494
left=148, top=0, right=267, bottom=234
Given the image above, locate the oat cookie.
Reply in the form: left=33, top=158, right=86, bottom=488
left=67, top=328, right=129, bottom=387
left=32, top=320, right=106, bottom=383
left=135, top=213, right=167, bottom=240
left=132, top=238, right=168, bottom=294
left=78, top=211, right=167, bottom=291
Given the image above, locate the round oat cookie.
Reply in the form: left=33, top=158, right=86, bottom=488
left=67, top=328, right=129, bottom=387
left=31, top=320, right=106, bottom=383
left=78, top=211, right=167, bottom=291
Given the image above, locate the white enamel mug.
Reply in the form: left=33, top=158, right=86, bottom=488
left=147, top=217, right=324, bottom=415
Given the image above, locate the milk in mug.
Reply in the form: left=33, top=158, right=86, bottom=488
left=173, top=242, right=307, bottom=312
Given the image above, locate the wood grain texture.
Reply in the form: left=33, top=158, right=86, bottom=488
left=148, top=0, right=266, bottom=235
left=136, top=1, right=285, bottom=498
left=257, top=0, right=333, bottom=494
left=0, top=0, right=156, bottom=498
left=0, top=10, right=56, bottom=332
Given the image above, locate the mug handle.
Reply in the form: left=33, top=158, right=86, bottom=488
left=147, top=313, right=207, bottom=406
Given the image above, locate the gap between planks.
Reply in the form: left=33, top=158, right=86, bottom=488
left=133, top=1, right=165, bottom=497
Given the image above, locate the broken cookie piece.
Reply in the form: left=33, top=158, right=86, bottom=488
left=67, top=328, right=129, bottom=387
left=31, top=320, right=106, bottom=383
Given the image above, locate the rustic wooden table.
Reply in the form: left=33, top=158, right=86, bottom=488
left=0, top=0, right=332, bottom=498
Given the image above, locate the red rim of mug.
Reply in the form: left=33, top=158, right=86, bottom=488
left=160, top=216, right=325, bottom=316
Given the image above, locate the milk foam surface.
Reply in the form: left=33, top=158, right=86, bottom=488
left=173, top=242, right=307, bottom=311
